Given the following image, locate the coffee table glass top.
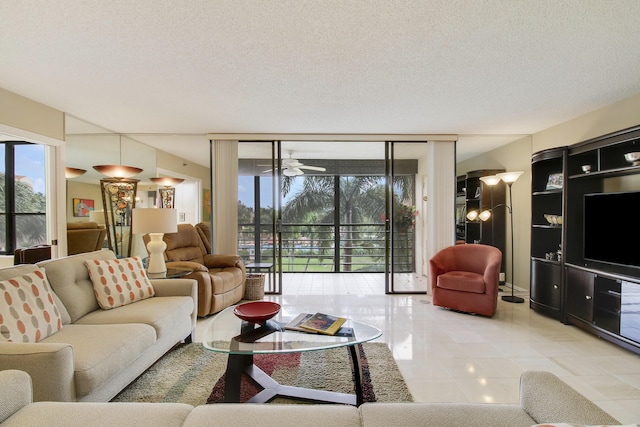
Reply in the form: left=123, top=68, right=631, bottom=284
left=202, top=305, right=382, bottom=355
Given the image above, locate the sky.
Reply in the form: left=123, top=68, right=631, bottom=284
left=0, top=143, right=46, bottom=195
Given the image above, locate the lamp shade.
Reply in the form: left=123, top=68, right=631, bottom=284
left=479, top=210, right=492, bottom=221
left=65, top=167, right=87, bottom=178
left=89, top=209, right=105, bottom=225
left=93, top=165, right=143, bottom=179
left=131, top=208, right=178, bottom=235
left=479, top=175, right=501, bottom=186
left=496, top=171, right=524, bottom=183
left=466, top=210, right=478, bottom=221
left=150, top=177, right=185, bottom=186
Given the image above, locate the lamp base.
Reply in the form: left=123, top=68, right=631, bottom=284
left=147, top=271, right=168, bottom=279
left=502, top=295, right=525, bottom=303
left=146, top=233, right=167, bottom=278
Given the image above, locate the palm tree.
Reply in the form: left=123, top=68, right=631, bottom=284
left=282, top=175, right=395, bottom=272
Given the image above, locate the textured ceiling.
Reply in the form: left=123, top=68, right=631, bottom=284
left=1, top=1, right=640, bottom=165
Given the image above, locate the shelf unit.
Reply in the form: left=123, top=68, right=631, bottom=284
left=530, top=148, right=566, bottom=319
left=456, top=169, right=506, bottom=280
left=531, top=125, right=640, bottom=355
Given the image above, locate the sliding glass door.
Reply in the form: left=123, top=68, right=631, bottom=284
left=385, top=141, right=429, bottom=294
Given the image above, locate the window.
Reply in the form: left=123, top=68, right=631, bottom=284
left=0, top=142, right=47, bottom=254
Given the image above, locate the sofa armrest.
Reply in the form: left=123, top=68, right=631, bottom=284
left=151, top=278, right=198, bottom=331
left=519, top=371, right=619, bottom=425
left=0, top=342, right=75, bottom=402
left=0, top=370, right=32, bottom=423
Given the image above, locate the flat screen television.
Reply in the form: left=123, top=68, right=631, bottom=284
left=584, top=191, right=640, bottom=268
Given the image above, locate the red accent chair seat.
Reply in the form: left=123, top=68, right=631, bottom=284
left=429, top=243, right=502, bottom=317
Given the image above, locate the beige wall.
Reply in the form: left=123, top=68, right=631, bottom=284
left=0, top=87, right=64, bottom=141
left=457, top=92, right=640, bottom=292
left=156, top=150, right=210, bottom=190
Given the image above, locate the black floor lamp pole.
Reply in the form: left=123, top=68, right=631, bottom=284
left=502, top=181, right=524, bottom=303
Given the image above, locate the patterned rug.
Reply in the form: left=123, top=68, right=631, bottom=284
left=112, top=342, right=413, bottom=406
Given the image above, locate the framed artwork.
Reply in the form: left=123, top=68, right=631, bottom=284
left=545, top=173, right=563, bottom=190
left=73, top=198, right=94, bottom=217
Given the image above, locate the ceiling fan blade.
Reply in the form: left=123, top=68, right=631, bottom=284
left=283, top=167, right=305, bottom=176
left=298, top=165, right=326, bottom=171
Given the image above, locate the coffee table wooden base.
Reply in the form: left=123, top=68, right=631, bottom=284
left=223, top=345, right=363, bottom=406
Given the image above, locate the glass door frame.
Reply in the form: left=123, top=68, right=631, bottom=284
left=384, top=140, right=428, bottom=294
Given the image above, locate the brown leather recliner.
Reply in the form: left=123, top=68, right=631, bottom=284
left=67, top=222, right=107, bottom=255
left=429, top=243, right=502, bottom=317
left=195, top=222, right=212, bottom=254
left=146, top=223, right=245, bottom=317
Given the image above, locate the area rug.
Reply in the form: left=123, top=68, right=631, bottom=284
left=112, top=342, right=413, bottom=406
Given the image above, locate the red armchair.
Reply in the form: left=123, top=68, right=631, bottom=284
left=429, top=243, right=502, bottom=317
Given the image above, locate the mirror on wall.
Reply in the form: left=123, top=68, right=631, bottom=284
left=64, top=115, right=158, bottom=257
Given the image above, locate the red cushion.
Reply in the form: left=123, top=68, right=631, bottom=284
left=437, top=271, right=485, bottom=293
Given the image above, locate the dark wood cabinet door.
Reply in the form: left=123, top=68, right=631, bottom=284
left=531, top=260, right=562, bottom=313
left=566, top=266, right=594, bottom=323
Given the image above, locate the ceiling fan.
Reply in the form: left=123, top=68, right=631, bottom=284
left=262, top=152, right=326, bottom=176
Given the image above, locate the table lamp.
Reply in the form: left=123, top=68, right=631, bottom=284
left=131, top=208, right=178, bottom=278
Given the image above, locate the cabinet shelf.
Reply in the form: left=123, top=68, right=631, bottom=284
left=569, top=164, right=640, bottom=179
left=530, top=146, right=566, bottom=320
left=531, top=257, right=562, bottom=265
left=532, top=189, right=563, bottom=196
left=532, top=224, right=562, bottom=229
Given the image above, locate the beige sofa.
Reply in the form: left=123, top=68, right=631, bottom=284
left=0, top=370, right=622, bottom=426
left=0, top=250, right=197, bottom=402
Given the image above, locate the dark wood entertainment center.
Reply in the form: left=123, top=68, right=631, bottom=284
left=530, top=125, right=640, bottom=355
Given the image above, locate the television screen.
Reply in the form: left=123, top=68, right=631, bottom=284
left=584, top=191, right=640, bottom=268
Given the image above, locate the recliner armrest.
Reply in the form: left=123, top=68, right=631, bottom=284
left=202, top=254, right=244, bottom=268
left=165, top=261, right=208, bottom=273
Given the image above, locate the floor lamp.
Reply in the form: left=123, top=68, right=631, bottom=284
left=478, top=174, right=503, bottom=291
left=495, top=171, right=524, bottom=303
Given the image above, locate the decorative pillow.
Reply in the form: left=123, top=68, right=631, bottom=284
left=0, top=268, right=62, bottom=342
left=85, top=256, right=155, bottom=309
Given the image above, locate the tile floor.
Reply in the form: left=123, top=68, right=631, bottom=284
left=194, top=273, right=640, bottom=424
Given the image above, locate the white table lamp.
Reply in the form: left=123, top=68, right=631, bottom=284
left=132, top=208, right=178, bottom=278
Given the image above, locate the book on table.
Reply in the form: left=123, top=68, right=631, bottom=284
left=283, top=313, right=314, bottom=332
left=298, top=312, right=347, bottom=335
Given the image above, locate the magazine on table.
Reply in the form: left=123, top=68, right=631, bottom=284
left=283, top=313, right=315, bottom=332
left=298, top=312, right=347, bottom=335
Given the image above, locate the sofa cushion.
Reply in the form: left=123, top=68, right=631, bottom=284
left=41, top=323, right=156, bottom=399
left=85, top=257, right=154, bottom=309
left=185, top=404, right=362, bottom=427
left=359, top=402, right=536, bottom=427
left=2, top=401, right=193, bottom=427
left=532, top=424, right=640, bottom=427
left=75, top=296, right=194, bottom=339
left=0, top=269, right=62, bottom=343
left=38, top=250, right=117, bottom=323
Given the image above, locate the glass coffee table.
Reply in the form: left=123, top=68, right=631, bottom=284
left=202, top=305, right=382, bottom=406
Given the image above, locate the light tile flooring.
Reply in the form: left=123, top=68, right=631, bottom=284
left=195, top=273, right=640, bottom=424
